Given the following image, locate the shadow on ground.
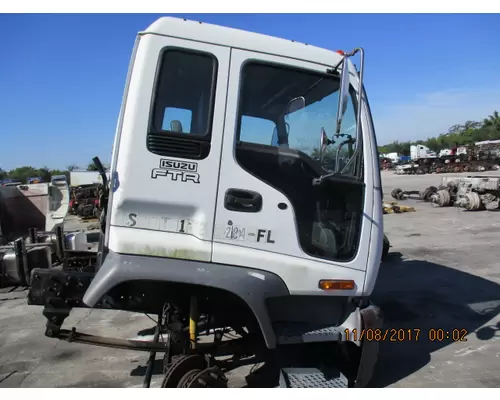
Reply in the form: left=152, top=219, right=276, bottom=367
left=369, top=252, right=500, bottom=387
left=130, top=359, right=164, bottom=378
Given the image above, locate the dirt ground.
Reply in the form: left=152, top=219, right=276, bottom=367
left=1, top=170, right=499, bottom=388
left=371, top=170, right=500, bottom=387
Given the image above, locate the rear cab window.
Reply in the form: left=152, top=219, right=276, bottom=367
left=148, top=49, right=218, bottom=160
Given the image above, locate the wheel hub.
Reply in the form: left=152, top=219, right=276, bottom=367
left=185, top=366, right=228, bottom=388
left=161, top=354, right=207, bottom=388
left=177, top=368, right=202, bottom=388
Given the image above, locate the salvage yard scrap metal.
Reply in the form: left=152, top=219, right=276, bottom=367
left=391, top=175, right=500, bottom=211
left=383, top=201, right=416, bottom=214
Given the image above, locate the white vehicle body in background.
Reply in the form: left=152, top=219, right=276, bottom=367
left=70, top=170, right=110, bottom=187
left=410, top=144, right=436, bottom=160
left=383, top=152, right=400, bottom=163
left=0, top=176, right=69, bottom=237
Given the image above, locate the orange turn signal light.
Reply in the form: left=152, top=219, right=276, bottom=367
left=335, top=50, right=345, bottom=55
left=319, top=280, right=355, bottom=291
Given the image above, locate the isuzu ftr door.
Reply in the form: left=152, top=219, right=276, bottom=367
left=212, top=49, right=382, bottom=296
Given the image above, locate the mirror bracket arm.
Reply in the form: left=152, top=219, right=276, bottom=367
left=326, top=68, right=340, bottom=76
left=312, top=172, right=342, bottom=187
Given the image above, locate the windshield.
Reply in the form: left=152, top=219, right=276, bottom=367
left=235, top=61, right=364, bottom=262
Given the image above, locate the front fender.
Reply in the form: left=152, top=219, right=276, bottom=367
left=83, top=250, right=291, bottom=349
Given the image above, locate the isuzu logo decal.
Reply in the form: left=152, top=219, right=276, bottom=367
left=151, top=159, right=200, bottom=184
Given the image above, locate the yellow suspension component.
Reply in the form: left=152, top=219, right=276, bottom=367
left=189, top=295, right=198, bottom=349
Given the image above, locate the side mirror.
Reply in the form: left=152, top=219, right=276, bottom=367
left=335, top=56, right=350, bottom=135
left=319, top=127, right=331, bottom=163
left=285, top=96, right=305, bottom=120
left=320, top=127, right=329, bottom=153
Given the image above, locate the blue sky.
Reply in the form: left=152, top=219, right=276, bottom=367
left=1, top=13, right=499, bottom=170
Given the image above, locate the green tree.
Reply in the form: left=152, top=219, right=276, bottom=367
left=483, top=111, right=500, bottom=130
left=67, top=164, right=79, bottom=171
left=87, top=162, right=99, bottom=171
left=38, top=166, right=52, bottom=182
left=378, top=111, right=500, bottom=155
left=8, top=166, right=40, bottom=183
left=1, top=158, right=108, bottom=184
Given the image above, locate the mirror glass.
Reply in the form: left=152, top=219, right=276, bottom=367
left=320, top=127, right=329, bottom=154
left=286, top=96, right=306, bottom=118
left=319, top=127, right=331, bottom=164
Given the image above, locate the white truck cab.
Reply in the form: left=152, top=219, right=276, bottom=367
left=29, top=17, right=385, bottom=389
left=95, top=16, right=383, bottom=297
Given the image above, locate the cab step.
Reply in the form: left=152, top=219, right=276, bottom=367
left=275, top=323, right=343, bottom=345
left=279, top=367, right=348, bottom=388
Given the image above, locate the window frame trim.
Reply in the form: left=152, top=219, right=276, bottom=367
left=148, top=46, right=219, bottom=143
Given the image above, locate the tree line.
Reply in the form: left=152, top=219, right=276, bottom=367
left=378, top=111, right=500, bottom=156
left=0, top=162, right=100, bottom=184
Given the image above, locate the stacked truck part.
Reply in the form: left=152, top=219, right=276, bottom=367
left=439, top=175, right=500, bottom=211
left=0, top=226, right=97, bottom=287
left=391, top=175, right=500, bottom=211
left=0, top=176, right=99, bottom=288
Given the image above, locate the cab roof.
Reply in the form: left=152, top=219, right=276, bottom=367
left=141, top=17, right=350, bottom=71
